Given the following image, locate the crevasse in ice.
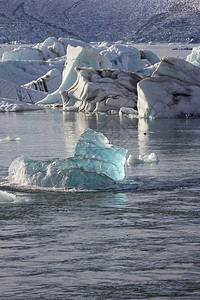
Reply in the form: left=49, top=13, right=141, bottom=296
left=8, top=129, right=127, bottom=190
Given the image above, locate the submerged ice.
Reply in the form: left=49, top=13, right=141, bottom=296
left=8, top=129, right=127, bottom=190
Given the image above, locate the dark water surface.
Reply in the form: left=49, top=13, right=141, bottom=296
left=0, top=110, right=199, bottom=299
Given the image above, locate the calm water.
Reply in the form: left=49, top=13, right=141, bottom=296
left=0, top=110, right=200, bottom=299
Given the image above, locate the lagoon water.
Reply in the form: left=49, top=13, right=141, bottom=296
left=0, top=109, right=200, bottom=299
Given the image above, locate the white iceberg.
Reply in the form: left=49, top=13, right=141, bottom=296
left=0, top=190, right=28, bottom=204
left=37, top=45, right=112, bottom=105
left=58, top=37, right=89, bottom=49
left=100, top=43, right=145, bottom=72
left=0, top=98, right=43, bottom=112
left=0, top=59, right=65, bottom=86
left=127, top=153, right=159, bottom=164
left=137, top=57, right=200, bottom=118
left=0, top=136, right=20, bottom=142
left=8, top=129, right=127, bottom=190
left=2, top=37, right=66, bottom=62
left=100, top=43, right=157, bottom=73
left=139, top=49, right=160, bottom=65
left=186, top=46, right=200, bottom=67
left=0, top=78, right=46, bottom=112
left=0, top=78, right=47, bottom=103
left=61, top=67, right=142, bottom=112
left=23, top=68, right=62, bottom=93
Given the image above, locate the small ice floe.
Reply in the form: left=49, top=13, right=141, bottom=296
left=0, top=136, right=21, bottom=142
left=127, top=153, right=159, bottom=165
left=0, top=190, right=28, bottom=204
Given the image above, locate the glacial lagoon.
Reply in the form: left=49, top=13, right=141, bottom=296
left=0, top=109, right=200, bottom=299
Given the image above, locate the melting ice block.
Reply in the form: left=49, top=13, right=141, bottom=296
left=8, top=129, right=127, bottom=190
left=127, top=153, right=159, bottom=164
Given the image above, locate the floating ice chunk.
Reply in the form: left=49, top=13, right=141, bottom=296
left=127, top=153, right=159, bottom=164
left=0, top=136, right=20, bottom=142
left=119, top=107, right=138, bottom=115
left=0, top=190, right=18, bottom=203
left=2, top=37, right=66, bottom=62
left=37, top=45, right=112, bottom=104
left=35, top=37, right=66, bottom=60
left=186, top=46, right=200, bottom=67
left=0, top=190, right=28, bottom=204
left=8, top=129, right=127, bottom=190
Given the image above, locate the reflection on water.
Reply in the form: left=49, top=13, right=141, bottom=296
left=0, top=110, right=200, bottom=299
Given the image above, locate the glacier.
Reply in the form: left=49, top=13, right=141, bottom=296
left=8, top=129, right=127, bottom=190
left=1, top=0, right=200, bottom=44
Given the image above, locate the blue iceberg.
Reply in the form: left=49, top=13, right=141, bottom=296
left=8, top=129, right=127, bottom=190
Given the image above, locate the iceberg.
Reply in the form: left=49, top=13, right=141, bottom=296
left=0, top=78, right=47, bottom=112
left=139, top=50, right=160, bottom=65
left=23, top=68, right=62, bottom=93
left=0, top=190, right=28, bottom=204
left=0, top=59, right=65, bottom=86
left=2, top=37, right=66, bottom=62
left=100, top=43, right=157, bottom=73
left=137, top=57, right=200, bottom=118
left=186, top=46, right=200, bottom=67
left=37, top=45, right=112, bottom=105
left=0, top=78, right=47, bottom=103
left=127, top=153, right=159, bottom=164
left=61, top=67, right=142, bottom=112
left=8, top=129, right=127, bottom=190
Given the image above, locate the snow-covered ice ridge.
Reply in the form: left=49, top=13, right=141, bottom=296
left=0, top=0, right=200, bottom=44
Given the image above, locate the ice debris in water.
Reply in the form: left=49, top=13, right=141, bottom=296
left=8, top=129, right=127, bottom=190
left=0, top=190, right=28, bottom=203
left=127, top=153, right=159, bottom=164
left=0, top=136, right=21, bottom=142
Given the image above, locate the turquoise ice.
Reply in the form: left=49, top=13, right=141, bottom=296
left=8, top=129, right=127, bottom=190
